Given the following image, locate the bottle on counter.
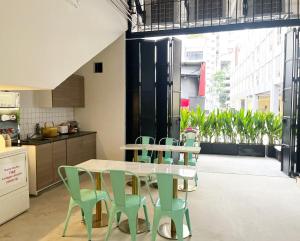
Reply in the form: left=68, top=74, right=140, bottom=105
left=17, top=124, right=21, bottom=146
left=0, top=135, right=6, bottom=150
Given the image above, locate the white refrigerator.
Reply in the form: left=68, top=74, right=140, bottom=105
left=0, top=147, right=29, bottom=225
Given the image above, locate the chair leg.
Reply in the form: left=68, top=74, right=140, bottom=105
left=104, top=200, right=109, bottom=215
left=82, top=205, right=93, bottom=241
left=81, top=209, right=85, bottom=223
left=194, top=173, right=198, bottom=187
left=62, top=200, right=74, bottom=237
left=116, top=211, right=121, bottom=226
left=127, top=210, right=138, bottom=241
left=185, top=209, right=192, bottom=236
left=105, top=207, right=116, bottom=241
left=151, top=211, right=161, bottom=241
left=142, top=204, right=151, bottom=231
left=172, top=214, right=184, bottom=241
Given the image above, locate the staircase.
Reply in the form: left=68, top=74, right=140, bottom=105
left=0, top=0, right=128, bottom=89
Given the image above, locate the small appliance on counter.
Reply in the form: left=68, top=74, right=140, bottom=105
left=67, top=120, right=79, bottom=133
left=57, top=123, right=69, bottom=134
left=41, top=122, right=58, bottom=138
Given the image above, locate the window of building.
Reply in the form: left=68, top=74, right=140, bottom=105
left=221, top=61, right=230, bottom=71
left=185, top=50, right=204, bottom=61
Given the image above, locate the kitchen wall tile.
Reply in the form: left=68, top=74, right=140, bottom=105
left=19, top=107, right=74, bottom=139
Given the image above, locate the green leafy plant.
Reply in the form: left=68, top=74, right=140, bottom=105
left=252, top=111, right=266, bottom=144
left=235, top=109, right=246, bottom=143
left=202, top=112, right=215, bottom=142
left=190, top=106, right=205, bottom=142
left=180, top=108, right=190, bottom=133
left=220, top=110, right=235, bottom=143
left=180, top=107, right=282, bottom=145
left=215, top=109, right=224, bottom=142
left=266, top=112, right=282, bottom=144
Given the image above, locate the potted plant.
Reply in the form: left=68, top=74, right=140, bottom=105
left=265, top=113, right=282, bottom=158
left=199, top=111, right=214, bottom=153
left=237, top=110, right=265, bottom=157
left=180, top=108, right=190, bottom=143
left=211, top=109, right=238, bottom=155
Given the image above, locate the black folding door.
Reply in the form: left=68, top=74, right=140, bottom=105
left=156, top=38, right=169, bottom=142
left=282, top=28, right=300, bottom=176
left=140, top=41, right=156, bottom=137
left=169, top=38, right=181, bottom=141
left=126, top=38, right=181, bottom=161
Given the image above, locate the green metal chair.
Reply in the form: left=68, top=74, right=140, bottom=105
left=146, top=173, right=192, bottom=241
left=134, top=136, right=155, bottom=163
left=178, top=139, right=198, bottom=186
left=154, top=137, right=178, bottom=164
left=58, top=166, right=109, bottom=241
left=178, top=139, right=198, bottom=166
left=101, top=170, right=151, bottom=241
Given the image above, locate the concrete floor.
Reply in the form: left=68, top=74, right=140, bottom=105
left=1, top=155, right=300, bottom=241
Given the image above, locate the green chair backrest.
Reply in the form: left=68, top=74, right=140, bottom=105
left=102, top=170, right=141, bottom=208
left=164, top=138, right=173, bottom=159
left=58, top=166, right=96, bottom=202
left=135, top=136, right=154, bottom=158
left=109, top=170, right=126, bottom=207
left=158, top=137, right=177, bottom=159
left=156, top=173, right=174, bottom=211
left=141, top=136, right=150, bottom=157
left=185, top=138, right=195, bottom=160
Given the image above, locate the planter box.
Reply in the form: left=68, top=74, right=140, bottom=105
left=266, top=145, right=276, bottom=158
left=200, top=142, right=213, bottom=154
left=212, top=143, right=238, bottom=155
left=200, top=143, right=266, bottom=157
left=238, top=144, right=265, bottom=157
left=274, top=145, right=282, bottom=163
left=276, top=149, right=282, bottom=163
left=200, top=143, right=238, bottom=155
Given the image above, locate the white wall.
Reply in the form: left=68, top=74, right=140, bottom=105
left=0, top=0, right=127, bottom=90
left=75, top=34, right=125, bottom=160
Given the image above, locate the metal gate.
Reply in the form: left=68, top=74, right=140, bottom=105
left=282, top=28, right=300, bottom=176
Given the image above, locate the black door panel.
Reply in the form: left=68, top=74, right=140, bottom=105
left=282, top=28, right=300, bottom=176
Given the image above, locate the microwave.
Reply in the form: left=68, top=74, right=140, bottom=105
left=0, top=92, right=20, bottom=108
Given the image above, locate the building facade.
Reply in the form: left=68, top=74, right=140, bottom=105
left=180, top=32, right=234, bottom=111
left=230, top=28, right=286, bottom=114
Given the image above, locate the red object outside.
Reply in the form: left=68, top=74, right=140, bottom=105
left=181, top=98, right=190, bottom=108
left=198, top=63, right=206, bottom=96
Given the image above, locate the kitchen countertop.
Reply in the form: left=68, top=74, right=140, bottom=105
left=13, top=131, right=96, bottom=146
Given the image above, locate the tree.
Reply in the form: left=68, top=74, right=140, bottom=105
left=211, top=70, right=230, bottom=108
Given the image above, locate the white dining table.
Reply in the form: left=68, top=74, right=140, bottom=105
left=76, top=158, right=197, bottom=239
left=77, top=158, right=197, bottom=178
left=121, top=144, right=201, bottom=191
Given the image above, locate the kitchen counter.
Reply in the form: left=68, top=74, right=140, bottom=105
left=14, top=131, right=96, bottom=146
left=24, top=131, right=96, bottom=195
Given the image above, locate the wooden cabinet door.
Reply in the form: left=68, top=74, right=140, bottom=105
left=67, top=137, right=83, bottom=166
left=52, top=74, right=85, bottom=107
left=82, top=134, right=96, bottom=162
left=36, top=143, right=54, bottom=190
left=53, top=140, right=67, bottom=182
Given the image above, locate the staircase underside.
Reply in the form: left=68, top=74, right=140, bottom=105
left=0, top=0, right=127, bottom=89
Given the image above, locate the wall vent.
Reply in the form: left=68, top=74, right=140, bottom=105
left=94, top=62, right=103, bottom=73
